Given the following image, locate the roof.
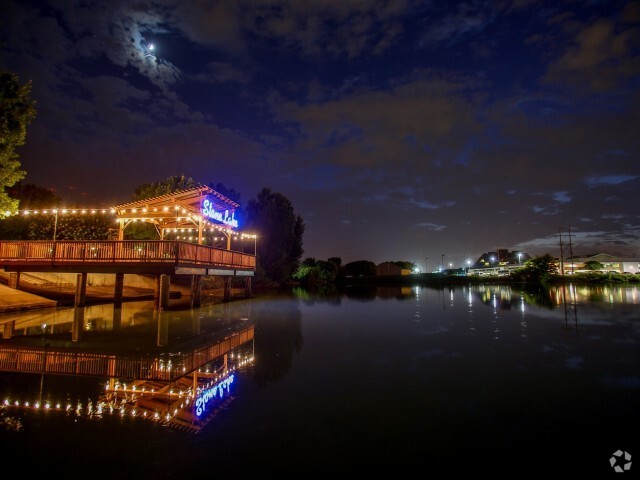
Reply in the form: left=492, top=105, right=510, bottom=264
left=114, top=185, right=239, bottom=210
left=113, top=185, right=241, bottom=233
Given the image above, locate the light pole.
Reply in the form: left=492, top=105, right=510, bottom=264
left=441, top=254, right=444, bottom=272
left=425, top=257, right=428, bottom=273
left=466, top=260, right=471, bottom=274
left=52, top=209, right=58, bottom=241
left=518, top=252, right=522, bottom=266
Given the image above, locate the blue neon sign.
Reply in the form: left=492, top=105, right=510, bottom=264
left=194, top=374, right=235, bottom=417
left=202, top=198, right=239, bottom=228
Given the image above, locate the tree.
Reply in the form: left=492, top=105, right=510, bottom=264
left=126, top=175, right=200, bottom=239
left=344, top=260, right=377, bottom=277
left=293, top=257, right=341, bottom=286
left=0, top=182, right=61, bottom=239
left=327, top=257, right=342, bottom=267
left=583, top=261, right=604, bottom=271
left=26, top=213, right=112, bottom=240
left=245, top=188, right=305, bottom=285
left=133, top=174, right=199, bottom=200
left=7, top=182, right=60, bottom=208
left=392, top=260, right=416, bottom=271
left=523, top=254, right=559, bottom=282
left=0, top=72, right=37, bottom=217
left=208, top=182, right=241, bottom=204
left=208, top=181, right=244, bottom=232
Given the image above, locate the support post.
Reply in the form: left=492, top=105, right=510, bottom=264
left=191, top=275, right=202, bottom=308
left=118, top=218, right=125, bottom=241
left=72, top=307, right=84, bottom=342
left=154, top=274, right=170, bottom=310
left=155, top=274, right=170, bottom=310
left=8, top=272, right=20, bottom=289
left=154, top=274, right=161, bottom=304
left=74, top=273, right=87, bottom=308
left=191, top=309, right=201, bottom=335
left=193, top=371, right=198, bottom=395
left=114, top=273, right=124, bottom=308
left=156, top=309, right=168, bottom=347
left=244, top=276, right=252, bottom=298
left=2, top=321, right=15, bottom=339
left=223, top=276, right=231, bottom=302
left=112, top=307, right=122, bottom=331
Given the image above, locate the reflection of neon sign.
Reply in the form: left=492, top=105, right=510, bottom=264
left=202, top=198, right=238, bottom=228
left=195, top=374, right=235, bottom=417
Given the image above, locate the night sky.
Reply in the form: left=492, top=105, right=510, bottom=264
left=2, top=0, right=639, bottom=269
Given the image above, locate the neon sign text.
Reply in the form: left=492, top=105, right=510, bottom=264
left=202, top=198, right=239, bottom=228
left=195, top=374, right=235, bottom=417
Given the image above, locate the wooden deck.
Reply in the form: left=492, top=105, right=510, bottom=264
left=0, top=240, right=255, bottom=275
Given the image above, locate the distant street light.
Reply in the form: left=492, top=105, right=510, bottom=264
left=466, top=260, right=471, bottom=273
left=518, top=252, right=522, bottom=265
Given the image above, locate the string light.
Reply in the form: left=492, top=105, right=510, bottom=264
left=6, top=199, right=258, bottom=248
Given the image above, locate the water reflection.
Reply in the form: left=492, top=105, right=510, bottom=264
left=327, top=283, right=640, bottom=307
left=1, top=301, right=162, bottom=337
left=253, top=298, right=303, bottom=386
left=0, top=329, right=255, bottom=434
left=0, top=285, right=637, bottom=474
left=0, top=294, right=308, bottom=434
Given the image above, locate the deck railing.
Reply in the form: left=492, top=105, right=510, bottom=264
left=0, top=326, right=254, bottom=381
left=0, top=240, right=255, bottom=270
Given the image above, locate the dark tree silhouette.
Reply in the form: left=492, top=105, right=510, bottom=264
left=0, top=71, right=37, bottom=216
left=245, top=188, right=305, bottom=285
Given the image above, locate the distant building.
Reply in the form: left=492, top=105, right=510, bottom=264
left=563, top=253, right=640, bottom=274
left=376, top=262, right=412, bottom=276
left=468, top=249, right=530, bottom=276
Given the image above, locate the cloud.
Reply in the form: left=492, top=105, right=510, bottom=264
left=413, top=222, right=447, bottom=231
left=172, top=0, right=244, bottom=54
left=172, top=0, right=409, bottom=59
left=585, top=174, right=638, bottom=187
left=553, top=191, right=571, bottom=203
left=193, top=61, right=253, bottom=85
left=278, top=73, right=484, bottom=170
left=543, top=16, right=640, bottom=93
left=418, top=2, right=493, bottom=47
left=410, top=199, right=456, bottom=209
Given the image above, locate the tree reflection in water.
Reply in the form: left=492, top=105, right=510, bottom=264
left=253, top=300, right=303, bottom=387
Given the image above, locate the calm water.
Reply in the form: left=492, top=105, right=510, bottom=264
left=0, top=283, right=638, bottom=476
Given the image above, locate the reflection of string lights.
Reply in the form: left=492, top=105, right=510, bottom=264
left=1, top=355, right=255, bottom=428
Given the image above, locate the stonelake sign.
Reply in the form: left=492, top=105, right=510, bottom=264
left=201, top=198, right=239, bottom=228
left=194, top=374, right=235, bottom=417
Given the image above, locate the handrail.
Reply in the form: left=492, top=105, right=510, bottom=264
left=0, top=240, right=255, bottom=270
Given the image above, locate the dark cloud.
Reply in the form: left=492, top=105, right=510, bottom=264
left=543, top=17, right=640, bottom=93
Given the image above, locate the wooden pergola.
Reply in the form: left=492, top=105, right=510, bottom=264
left=114, top=186, right=244, bottom=248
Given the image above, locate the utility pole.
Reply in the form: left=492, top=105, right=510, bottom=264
left=558, top=229, right=565, bottom=278
left=567, top=227, right=575, bottom=274
left=557, top=227, right=576, bottom=276
left=425, top=257, right=428, bottom=273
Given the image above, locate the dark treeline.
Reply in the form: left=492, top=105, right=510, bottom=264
left=293, top=254, right=640, bottom=287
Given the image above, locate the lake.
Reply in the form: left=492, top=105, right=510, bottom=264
left=0, top=283, right=638, bottom=476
